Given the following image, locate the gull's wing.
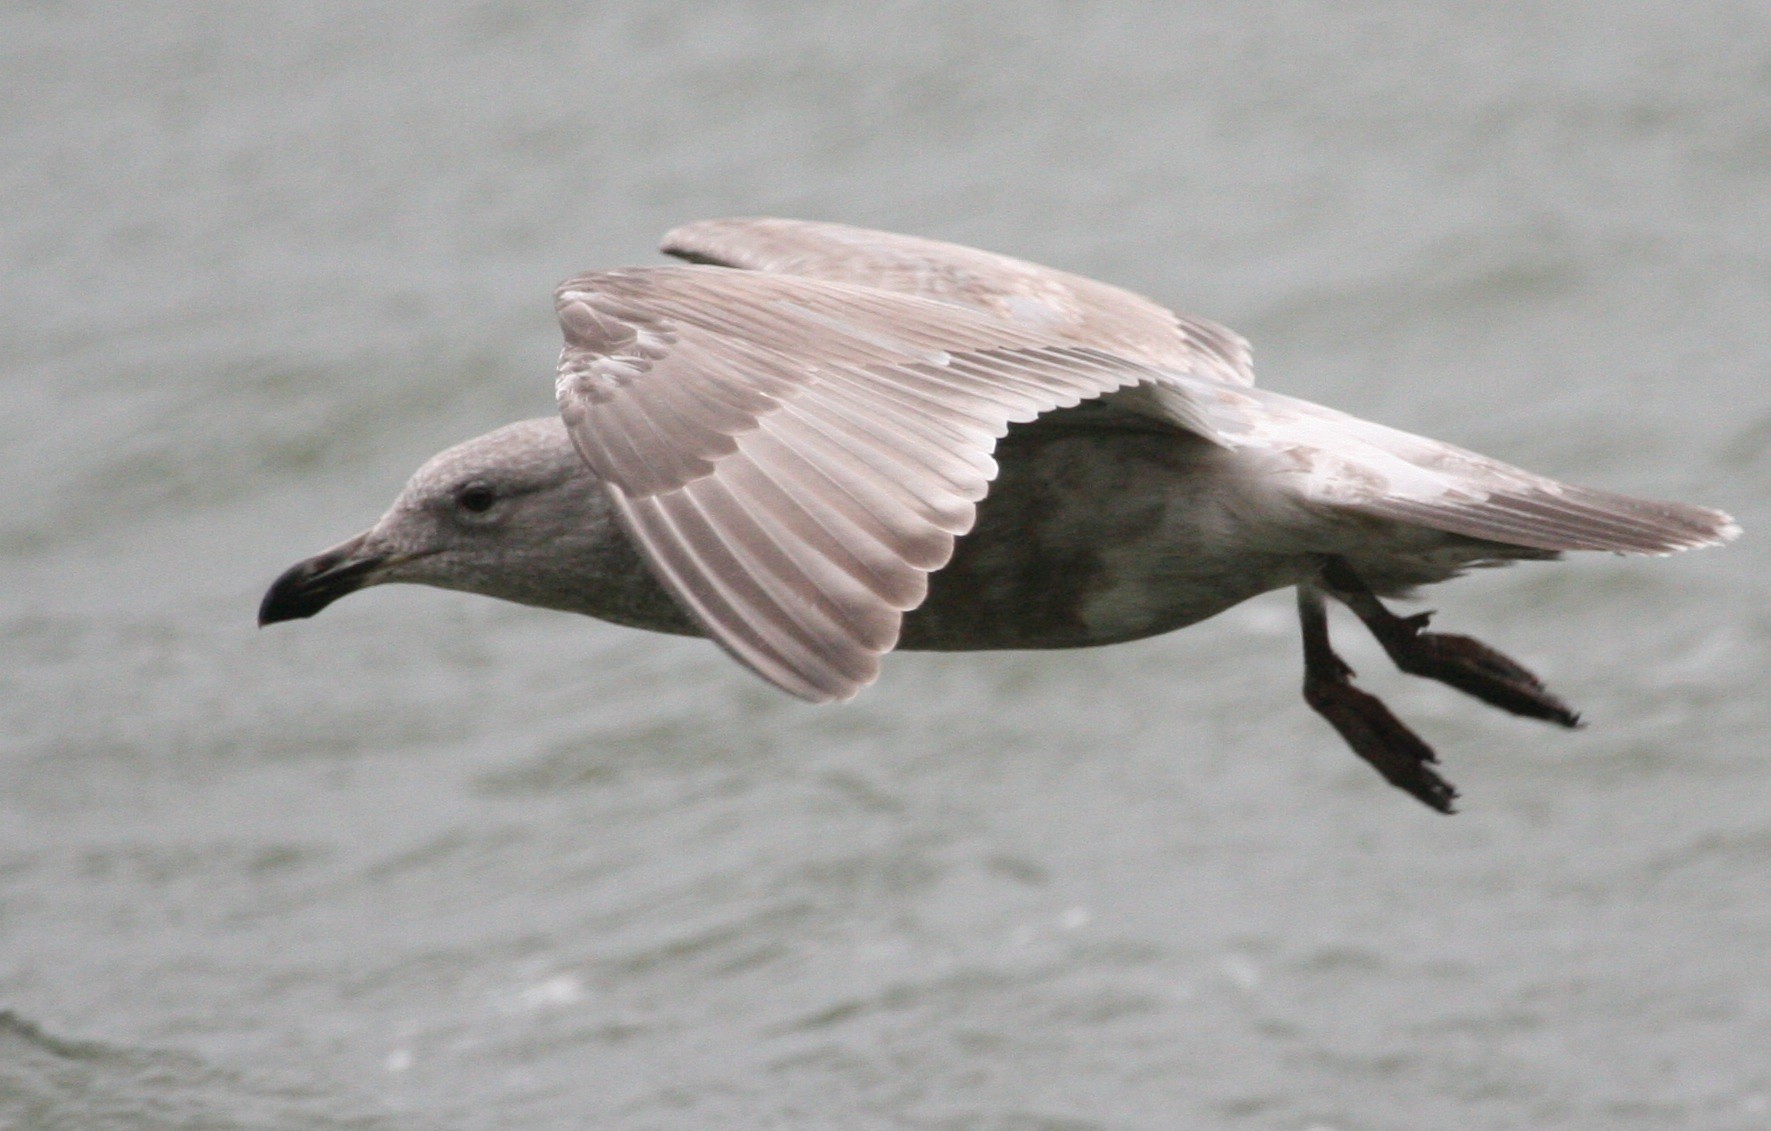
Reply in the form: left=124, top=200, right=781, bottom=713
left=554, top=265, right=1223, bottom=701
left=660, top=217, right=1255, bottom=387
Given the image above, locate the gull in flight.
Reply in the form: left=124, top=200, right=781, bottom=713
left=260, top=219, right=1738, bottom=811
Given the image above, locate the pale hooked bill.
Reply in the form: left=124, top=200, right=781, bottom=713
left=260, top=218, right=1739, bottom=812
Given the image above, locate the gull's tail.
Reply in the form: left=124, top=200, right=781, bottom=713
left=1168, top=378, right=1741, bottom=556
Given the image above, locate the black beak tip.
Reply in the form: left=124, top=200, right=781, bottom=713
left=258, top=560, right=331, bottom=626
left=257, top=536, right=382, bottom=627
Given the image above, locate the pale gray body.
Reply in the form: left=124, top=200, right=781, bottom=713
left=260, top=218, right=1738, bottom=810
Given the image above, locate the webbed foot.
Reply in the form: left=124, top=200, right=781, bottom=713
left=1297, top=585, right=1459, bottom=813
left=1319, top=558, right=1581, bottom=728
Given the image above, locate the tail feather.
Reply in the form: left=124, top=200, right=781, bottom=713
left=1356, top=486, right=1738, bottom=555
left=1186, top=382, right=1742, bottom=557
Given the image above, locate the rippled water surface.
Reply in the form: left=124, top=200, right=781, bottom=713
left=5, top=4, right=1769, bottom=1128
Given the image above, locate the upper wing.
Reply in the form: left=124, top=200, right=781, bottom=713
left=660, top=217, right=1255, bottom=387
left=554, top=265, right=1223, bottom=702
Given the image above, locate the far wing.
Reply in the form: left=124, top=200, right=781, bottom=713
left=554, top=265, right=1223, bottom=702
left=661, top=217, right=1255, bottom=387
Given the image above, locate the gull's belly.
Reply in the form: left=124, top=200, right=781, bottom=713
left=899, top=426, right=1312, bottom=652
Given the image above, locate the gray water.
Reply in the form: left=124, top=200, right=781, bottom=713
left=4, top=3, right=1769, bottom=1128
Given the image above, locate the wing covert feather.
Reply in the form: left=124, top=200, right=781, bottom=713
left=661, top=217, right=1255, bottom=386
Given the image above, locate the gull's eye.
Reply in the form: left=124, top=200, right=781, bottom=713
left=456, top=481, right=498, bottom=514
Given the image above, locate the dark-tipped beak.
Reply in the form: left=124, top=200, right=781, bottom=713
left=258, top=531, right=389, bottom=626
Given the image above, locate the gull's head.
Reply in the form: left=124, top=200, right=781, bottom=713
left=258, top=417, right=627, bottom=625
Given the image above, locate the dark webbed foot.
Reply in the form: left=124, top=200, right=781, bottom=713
left=1298, top=586, right=1459, bottom=813
left=1318, top=558, right=1581, bottom=728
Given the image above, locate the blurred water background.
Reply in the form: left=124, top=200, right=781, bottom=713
left=4, top=3, right=1769, bottom=1128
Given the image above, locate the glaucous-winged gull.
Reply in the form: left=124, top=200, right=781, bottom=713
left=260, top=219, right=1738, bottom=811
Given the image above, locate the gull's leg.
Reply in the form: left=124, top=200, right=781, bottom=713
left=1298, top=583, right=1459, bottom=813
left=1318, top=557, right=1581, bottom=728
